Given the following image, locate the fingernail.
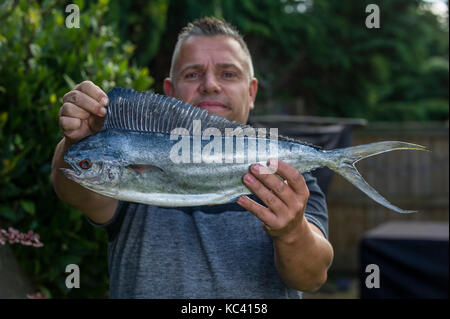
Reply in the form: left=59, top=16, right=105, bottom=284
left=237, top=196, right=247, bottom=205
left=244, top=173, right=255, bottom=184
left=99, top=107, right=107, bottom=116
left=251, top=164, right=260, bottom=174
left=101, top=97, right=109, bottom=106
left=267, top=158, right=278, bottom=173
left=268, top=158, right=277, bottom=167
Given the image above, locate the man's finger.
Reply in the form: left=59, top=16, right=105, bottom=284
left=63, top=90, right=106, bottom=117
left=59, top=102, right=91, bottom=120
left=268, top=159, right=309, bottom=196
left=59, top=116, right=81, bottom=131
left=74, top=80, right=109, bottom=105
left=242, top=172, right=288, bottom=214
left=249, top=163, right=296, bottom=207
left=236, top=195, right=278, bottom=226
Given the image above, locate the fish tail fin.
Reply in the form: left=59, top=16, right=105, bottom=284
left=327, top=141, right=430, bottom=214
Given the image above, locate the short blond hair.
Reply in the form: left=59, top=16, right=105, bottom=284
left=169, top=17, right=254, bottom=81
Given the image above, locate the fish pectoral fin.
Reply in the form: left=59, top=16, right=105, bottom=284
left=128, top=164, right=165, bottom=174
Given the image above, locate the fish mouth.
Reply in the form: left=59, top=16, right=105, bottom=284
left=60, top=167, right=81, bottom=181
left=60, top=158, right=84, bottom=181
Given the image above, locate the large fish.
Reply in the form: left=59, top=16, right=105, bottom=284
left=61, top=88, right=429, bottom=213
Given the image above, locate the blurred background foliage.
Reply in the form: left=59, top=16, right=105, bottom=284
left=0, top=0, right=448, bottom=298
left=0, top=0, right=153, bottom=298
left=106, top=0, right=448, bottom=120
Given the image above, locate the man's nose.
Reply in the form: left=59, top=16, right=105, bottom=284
left=199, top=72, right=221, bottom=94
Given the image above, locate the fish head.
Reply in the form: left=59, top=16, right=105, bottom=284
left=60, top=135, right=122, bottom=196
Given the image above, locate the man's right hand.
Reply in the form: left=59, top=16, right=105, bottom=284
left=60, top=80, right=109, bottom=144
left=52, top=80, right=118, bottom=225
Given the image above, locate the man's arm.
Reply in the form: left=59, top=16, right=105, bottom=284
left=237, top=159, right=333, bottom=292
left=51, top=81, right=118, bottom=224
left=272, top=219, right=333, bottom=291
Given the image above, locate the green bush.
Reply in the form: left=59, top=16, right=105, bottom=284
left=0, top=0, right=153, bottom=298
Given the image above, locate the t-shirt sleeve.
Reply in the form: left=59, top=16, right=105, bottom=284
left=83, top=200, right=128, bottom=242
left=302, top=172, right=329, bottom=239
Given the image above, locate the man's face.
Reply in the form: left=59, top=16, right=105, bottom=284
left=164, top=35, right=258, bottom=124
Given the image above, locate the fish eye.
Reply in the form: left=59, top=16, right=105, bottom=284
left=79, top=159, right=92, bottom=169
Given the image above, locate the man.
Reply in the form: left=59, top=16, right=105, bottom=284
left=51, top=17, right=333, bottom=298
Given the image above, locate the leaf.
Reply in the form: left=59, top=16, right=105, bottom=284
left=0, top=112, right=7, bottom=129
left=29, top=43, right=41, bottom=57
left=20, top=200, right=35, bottom=215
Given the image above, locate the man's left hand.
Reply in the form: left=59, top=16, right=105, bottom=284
left=237, top=159, right=310, bottom=242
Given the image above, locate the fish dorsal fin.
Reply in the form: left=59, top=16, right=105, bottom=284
left=103, top=88, right=251, bottom=136
left=102, top=87, right=320, bottom=148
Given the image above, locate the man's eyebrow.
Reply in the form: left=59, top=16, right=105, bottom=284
left=179, top=64, right=203, bottom=75
left=217, top=63, right=242, bottom=71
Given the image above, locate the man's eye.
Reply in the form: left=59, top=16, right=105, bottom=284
left=222, top=71, right=236, bottom=79
left=223, top=72, right=235, bottom=78
left=185, top=73, right=198, bottom=79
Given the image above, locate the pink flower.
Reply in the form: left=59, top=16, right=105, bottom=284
left=27, top=291, right=46, bottom=299
left=0, top=227, right=44, bottom=247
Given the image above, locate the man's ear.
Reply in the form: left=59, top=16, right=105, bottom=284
left=248, top=78, right=258, bottom=110
left=163, top=78, right=175, bottom=97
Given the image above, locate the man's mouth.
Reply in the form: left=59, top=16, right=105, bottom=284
left=196, top=101, right=228, bottom=111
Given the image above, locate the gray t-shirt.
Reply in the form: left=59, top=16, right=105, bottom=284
left=87, top=172, right=328, bottom=298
